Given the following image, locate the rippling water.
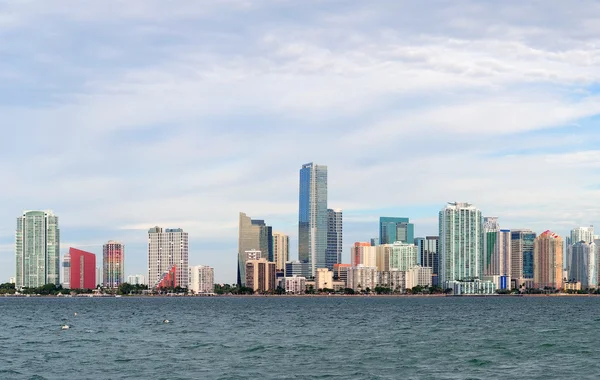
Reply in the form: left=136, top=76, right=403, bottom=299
left=1, top=296, right=600, bottom=379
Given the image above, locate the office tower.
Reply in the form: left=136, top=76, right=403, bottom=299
left=439, top=202, right=483, bottom=285
left=103, top=241, right=124, bottom=288
left=570, top=241, right=597, bottom=288
left=127, top=274, right=146, bottom=285
left=299, top=163, right=328, bottom=276
left=315, top=268, right=334, bottom=290
left=370, top=238, right=379, bottom=246
left=66, top=248, right=96, bottom=289
left=533, top=230, right=563, bottom=290
left=376, top=244, right=393, bottom=271
left=379, top=217, right=414, bottom=244
left=389, top=242, right=418, bottom=271
left=415, top=236, right=439, bottom=284
left=237, top=212, right=273, bottom=286
left=482, top=218, right=512, bottom=287
left=285, top=261, right=310, bottom=277
left=272, top=232, right=289, bottom=272
left=483, top=217, right=500, bottom=275
left=245, top=258, right=276, bottom=293
left=326, top=209, right=343, bottom=270
left=511, top=229, right=536, bottom=286
left=15, top=210, right=60, bottom=288
left=62, top=253, right=71, bottom=289
left=148, top=227, right=189, bottom=289
left=189, top=265, right=215, bottom=294
left=351, top=242, right=376, bottom=267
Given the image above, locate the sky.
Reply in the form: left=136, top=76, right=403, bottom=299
left=1, top=0, right=600, bottom=284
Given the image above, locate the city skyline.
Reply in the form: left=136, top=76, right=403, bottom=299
left=1, top=2, right=600, bottom=284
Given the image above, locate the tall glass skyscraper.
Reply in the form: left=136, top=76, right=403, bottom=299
left=15, top=210, right=60, bottom=288
left=103, top=240, right=124, bottom=288
left=299, top=162, right=328, bottom=277
left=511, top=229, right=536, bottom=283
left=326, top=208, right=342, bottom=270
left=237, top=212, right=273, bottom=286
left=379, top=217, right=414, bottom=244
left=439, top=202, right=483, bottom=285
left=415, top=236, right=439, bottom=284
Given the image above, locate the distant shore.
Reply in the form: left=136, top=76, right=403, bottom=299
left=3, top=293, right=599, bottom=298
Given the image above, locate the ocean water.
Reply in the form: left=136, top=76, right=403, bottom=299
left=1, top=296, right=599, bottom=379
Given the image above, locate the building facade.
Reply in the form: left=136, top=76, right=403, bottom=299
left=347, top=265, right=378, bottom=291
left=245, top=259, right=276, bottom=293
left=351, top=242, right=377, bottom=267
left=62, top=253, right=71, bottom=289
left=285, top=261, right=310, bottom=278
left=333, top=263, right=351, bottom=284
left=389, top=242, right=418, bottom=271
left=315, top=268, right=334, bottom=290
left=272, top=232, right=289, bottom=272
left=189, top=265, right=215, bottom=294
left=326, top=208, right=343, bottom=270
left=415, top=236, right=439, bottom=285
left=533, top=230, right=563, bottom=290
left=103, top=240, right=124, bottom=288
left=238, top=212, right=273, bottom=286
left=483, top=219, right=512, bottom=289
left=511, top=229, right=536, bottom=287
left=127, top=274, right=146, bottom=285
left=283, top=276, right=306, bottom=294
left=16, top=210, right=60, bottom=288
left=379, top=217, right=414, bottom=245
left=439, top=202, right=483, bottom=285
left=569, top=241, right=597, bottom=289
left=148, top=227, right=189, bottom=289
left=299, top=163, right=328, bottom=276
left=67, top=248, right=96, bottom=289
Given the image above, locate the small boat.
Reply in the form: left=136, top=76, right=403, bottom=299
left=61, top=325, right=70, bottom=330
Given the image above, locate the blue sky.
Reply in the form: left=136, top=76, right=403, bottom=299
left=1, top=0, right=600, bottom=283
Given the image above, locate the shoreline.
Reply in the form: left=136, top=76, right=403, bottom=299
left=2, top=293, right=599, bottom=298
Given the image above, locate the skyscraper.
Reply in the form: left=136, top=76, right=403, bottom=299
left=483, top=217, right=500, bottom=275
left=569, top=241, right=597, bottom=289
left=483, top=218, right=512, bottom=287
left=237, top=212, right=273, bottom=286
left=533, top=230, right=563, bottom=290
left=379, top=217, right=414, bottom=245
left=103, top=241, right=124, bottom=288
left=389, top=241, right=418, bottom=271
left=326, top=208, right=343, bottom=270
left=62, top=253, right=71, bottom=289
left=299, top=162, right=328, bottom=276
left=351, top=242, right=376, bottom=267
left=571, top=226, right=594, bottom=244
left=15, top=210, right=60, bottom=288
left=66, top=248, right=96, bottom=289
left=272, top=232, right=289, bottom=272
left=511, top=229, right=536, bottom=286
left=439, top=202, right=483, bottom=285
left=148, top=227, right=189, bottom=289
left=415, top=236, right=439, bottom=284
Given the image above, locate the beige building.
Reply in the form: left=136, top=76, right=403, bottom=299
left=189, top=265, right=214, bottom=294
left=347, top=265, right=377, bottom=291
left=534, top=230, right=563, bottom=290
left=273, top=232, right=289, bottom=272
left=315, top=268, right=334, bottom=290
left=283, top=276, right=306, bottom=294
left=245, top=258, right=276, bottom=293
left=376, top=244, right=393, bottom=271
left=351, top=243, right=377, bottom=267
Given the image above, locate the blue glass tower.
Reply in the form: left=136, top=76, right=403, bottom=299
left=379, top=217, right=414, bottom=244
left=299, top=163, right=328, bottom=277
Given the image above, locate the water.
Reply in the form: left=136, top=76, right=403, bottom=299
left=1, top=296, right=599, bottom=379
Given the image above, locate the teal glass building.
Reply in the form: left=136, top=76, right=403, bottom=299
left=299, top=163, right=328, bottom=277
left=379, top=217, right=414, bottom=244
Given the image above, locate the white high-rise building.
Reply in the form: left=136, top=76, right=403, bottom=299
left=351, top=243, right=377, bottom=267
left=272, top=232, right=289, bottom=272
left=315, top=268, right=333, bottom=290
left=570, top=241, right=597, bottom=289
left=189, top=265, right=214, bottom=294
left=439, top=202, right=483, bottom=285
left=571, top=226, right=595, bottom=244
left=16, top=210, right=60, bottom=288
left=127, top=274, right=147, bottom=285
left=389, top=242, right=418, bottom=271
left=483, top=217, right=511, bottom=289
left=62, top=253, right=71, bottom=289
left=148, top=227, right=189, bottom=289
left=283, top=276, right=306, bottom=294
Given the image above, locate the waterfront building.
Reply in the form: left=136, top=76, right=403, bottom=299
left=299, top=163, right=328, bottom=276
left=447, top=280, right=497, bottom=295
left=15, top=210, right=60, bottom=288
left=103, top=241, right=124, bottom=288
left=315, top=268, right=334, bottom=290
left=376, top=244, right=393, bottom=271
left=564, top=281, right=582, bottom=291
left=189, top=265, right=215, bottom=294
left=148, top=227, right=189, bottom=289
left=389, top=242, right=418, bottom=271
left=379, top=217, right=414, bottom=245
left=483, top=219, right=512, bottom=289
left=483, top=217, right=500, bottom=275
left=245, top=258, right=276, bottom=293
left=413, top=266, right=433, bottom=287
left=272, top=232, right=289, bottom=272
left=285, top=261, right=310, bottom=278
left=568, top=227, right=595, bottom=272
left=127, top=274, right=146, bottom=285
left=283, top=276, right=306, bottom=294
left=333, top=263, right=351, bottom=284
left=66, top=248, right=96, bottom=289
left=377, top=269, right=408, bottom=291
left=326, top=209, right=343, bottom=270
left=351, top=242, right=377, bottom=267
left=415, top=236, right=439, bottom=285
left=533, top=230, right=563, bottom=290
left=238, top=212, right=273, bottom=286
left=62, top=253, right=71, bottom=289
left=439, top=202, right=483, bottom=286
left=511, top=229, right=536, bottom=288
left=569, top=241, right=597, bottom=289
left=347, top=265, right=377, bottom=292
left=9, top=277, right=15, bottom=284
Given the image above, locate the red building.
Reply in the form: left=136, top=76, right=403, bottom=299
left=68, top=248, right=96, bottom=290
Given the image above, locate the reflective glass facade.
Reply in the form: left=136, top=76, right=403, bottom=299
left=237, top=212, right=273, bottom=286
left=379, top=217, right=414, bottom=244
left=326, top=209, right=342, bottom=270
left=299, top=163, right=328, bottom=276
left=511, top=229, right=536, bottom=280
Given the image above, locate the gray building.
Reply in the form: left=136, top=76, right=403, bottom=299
left=16, top=210, right=60, bottom=288
left=299, top=163, right=328, bottom=276
left=415, top=236, right=439, bottom=285
left=326, top=208, right=343, bottom=270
